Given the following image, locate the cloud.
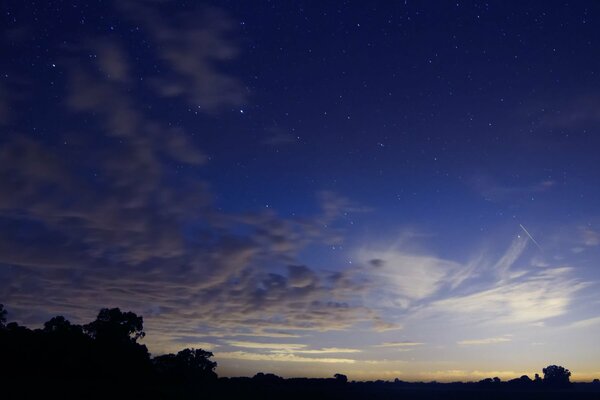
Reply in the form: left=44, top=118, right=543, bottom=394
left=457, top=336, right=512, bottom=345
left=428, top=265, right=586, bottom=325
left=225, top=342, right=362, bottom=354
left=373, top=342, right=424, bottom=348
left=580, top=227, right=600, bottom=247
left=0, top=81, right=10, bottom=124
left=262, top=133, right=298, bottom=146
left=565, top=316, right=600, bottom=330
left=117, top=2, right=246, bottom=111
left=95, top=40, right=130, bottom=83
left=538, top=94, right=600, bottom=128
left=358, top=237, right=588, bottom=333
left=468, top=174, right=555, bottom=202
left=216, top=351, right=356, bottom=364
left=227, top=341, right=307, bottom=350
left=285, top=348, right=361, bottom=354
left=493, top=238, right=528, bottom=280
left=357, top=245, right=476, bottom=308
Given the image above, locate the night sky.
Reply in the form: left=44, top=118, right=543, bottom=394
left=2, top=0, right=600, bottom=381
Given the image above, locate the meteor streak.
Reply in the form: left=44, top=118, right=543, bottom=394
left=519, top=223, right=542, bottom=251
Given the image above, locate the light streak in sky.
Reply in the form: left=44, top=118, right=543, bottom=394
left=519, top=223, right=542, bottom=251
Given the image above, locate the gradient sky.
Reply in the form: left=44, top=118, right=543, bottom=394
left=2, top=0, right=600, bottom=382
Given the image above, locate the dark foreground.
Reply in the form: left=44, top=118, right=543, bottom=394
left=4, top=378, right=600, bottom=400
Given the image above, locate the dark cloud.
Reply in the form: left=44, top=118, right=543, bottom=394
left=262, top=133, right=298, bottom=146
left=95, top=40, right=131, bottom=83
left=468, top=174, right=555, bottom=203
left=117, top=1, right=247, bottom=111
left=0, top=82, right=10, bottom=124
left=538, top=94, right=600, bottom=129
left=369, top=259, right=385, bottom=268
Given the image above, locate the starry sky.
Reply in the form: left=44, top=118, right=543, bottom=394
left=2, top=0, right=600, bottom=381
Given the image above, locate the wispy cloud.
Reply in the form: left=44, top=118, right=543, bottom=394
left=227, top=341, right=307, bottom=350
left=0, top=81, right=10, bottom=124
left=216, top=351, right=356, bottom=364
left=428, top=265, right=586, bottom=325
left=537, top=94, right=600, bottom=129
left=492, top=238, right=528, bottom=281
left=580, top=227, right=600, bottom=247
left=262, top=132, right=298, bottom=146
left=373, top=342, right=424, bottom=348
left=457, top=336, right=512, bottom=345
left=357, top=248, right=470, bottom=306
left=565, top=316, right=600, bottom=330
left=468, top=174, right=555, bottom=203
left=118, top=2, right=247, bottom=111
left=360, top=236, right=588, bottom=333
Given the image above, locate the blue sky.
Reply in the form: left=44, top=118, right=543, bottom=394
left=1, top=0, right=600, bottom=381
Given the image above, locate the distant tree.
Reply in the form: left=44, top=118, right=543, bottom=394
left=37, top=315, right=91, bottom=379
left=43, top=316, right=82, bottom=334
left=593, top=378, right=599, bottom=384
left=0, top=304, right=6, bottom=328
left=83, top=308, right=150, bottom=380
left=253, top=372, right=283, bottom=382
left=154, top=348, right=217, bottom=382
left=175, top=348, right=216, bottom=381
left=508, top=375, right=532, bottom=385
left=493, top=377, right=501, bottom=383
left=542, top=365, right=571, bottom=386
left=83, top=308, right=145, bottom=343
left=334, top=373, right=348, bottom=383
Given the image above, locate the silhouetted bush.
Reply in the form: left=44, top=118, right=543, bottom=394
left=253, top=372, right=284, bottom=383
left=0, top=304, right=6, bottom=328
left=543, top=364, right=571, bottom=386
left=154, top=348, right=217, bottom=383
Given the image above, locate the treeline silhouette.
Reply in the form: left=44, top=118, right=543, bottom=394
left=0, top=304, right=216, bottom=398
left=1, top=304, right=599, bottom=399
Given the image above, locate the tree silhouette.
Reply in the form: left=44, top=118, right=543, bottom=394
left=44, top=316, right=82, bottom=334
left=154, top=348, right=217, bottom=383
left=83, top=308, right=145, bottom=343
left=83, top=308, right=150, bottom=381
left=38, top=315, right=91, bottom=379
left=542, top=365, right=571, bottom=386
left=253, top=372, right=283, bottom=383
left=334, top=373, right=348, bottom=383
left=0, top=304, right=6, bottom=329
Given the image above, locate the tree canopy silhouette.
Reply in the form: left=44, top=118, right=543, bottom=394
left=154, top=348, right=217, bottom=383
left=0, top=304, right=6, bottom=329
left=83, top=307, right=145, bottom=343
left=543, top=364, right=571, bottom=386
left=44, top=315, right=82, bottom=334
